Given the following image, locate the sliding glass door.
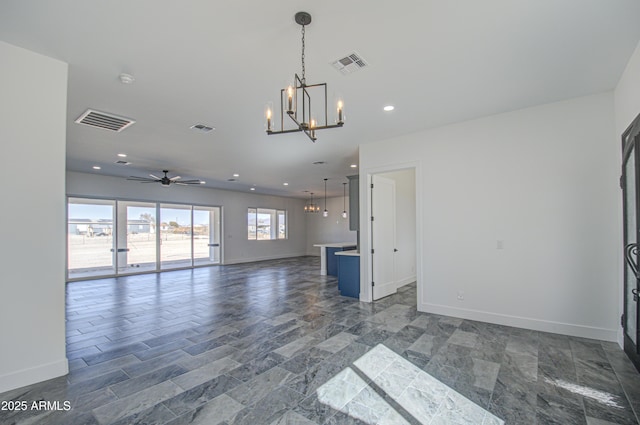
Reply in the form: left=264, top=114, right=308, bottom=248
left=67, top=198, right=222, bottom=279
left=193, top=206, right=221, bottom=266
left=118, top=201, right=157, bottom=275
left=160, top=204, right=193, bottom=270
left=67, top=198, right=115, bottom=279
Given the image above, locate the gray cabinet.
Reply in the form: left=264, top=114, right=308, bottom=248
left=347, top=175, right=359, bottom=231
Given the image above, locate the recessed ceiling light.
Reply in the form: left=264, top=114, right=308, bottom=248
left=200, top=181, right=206, bottom=184
left=250, top=187, right=256, bottom=191
left=119, top=73, right=135, bottom=84
left=92, top=166, right=101, bottom=170
left=350, top=164, right=358, bottom=168
left=117, top=153, right=127, bottom=157
left=233, top=173, right=240, bottom=177
left=283, top=182, right=289, bottom=186
left=383, top=105, right=395, bottom=111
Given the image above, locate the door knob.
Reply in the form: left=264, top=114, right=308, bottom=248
left=393, top=248, right=398, bottom=252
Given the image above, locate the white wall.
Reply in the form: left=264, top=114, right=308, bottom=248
left=614, top=39, right=640, bottom=346
left=360, top=92, right=619, bottom=341
left=0, top=42, right=68, bottom=392
left=305, top=196, right=357, bottom=255
left=67, top=171, right=308, bottom=264
left=379, top=169, right=416, bottom=287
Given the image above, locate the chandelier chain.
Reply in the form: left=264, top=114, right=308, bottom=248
left=301, top=24, right=306, bottom=85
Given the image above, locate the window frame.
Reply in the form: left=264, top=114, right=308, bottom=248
left=247, top=207, right=288, bottom=240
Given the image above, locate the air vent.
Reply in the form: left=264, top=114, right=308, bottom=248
left=331, top=52, right=367, bottom=75
left=190, top=124, right=215, bottom=133
left=114, top=160, right=131, bottom=165
left=312, top=161, right=326, bottom=165
left=75, top=109, right=135, bottom=132
left=227, top=178, right=237, bottom=182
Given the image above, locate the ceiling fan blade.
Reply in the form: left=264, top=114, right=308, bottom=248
left=170, top=176, right=182, bottom=181
left=178, top=179, right=202, bottom=185
left=127, top=176, right=156, bottom=182
left=174, top=182, right=187, bottom=186
left=149, top=174, right=161, bottom=180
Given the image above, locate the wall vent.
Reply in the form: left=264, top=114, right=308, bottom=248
left=190, top=124, right=215, bottom=133
left=331, top=52, right=367, bottom=75
left=75, top=109, right=135, bottom=132
left=114, top=160, right=131, bottom=165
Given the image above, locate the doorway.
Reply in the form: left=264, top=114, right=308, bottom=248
left=622, top=112, right=640, bottom=371
left=367, top=168, right=417, bottom=302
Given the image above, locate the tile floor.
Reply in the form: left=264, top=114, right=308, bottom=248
left=1, top=256, right=640, bottom=424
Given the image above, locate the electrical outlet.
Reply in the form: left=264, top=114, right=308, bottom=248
left=457, top=291, right=464, bottom=301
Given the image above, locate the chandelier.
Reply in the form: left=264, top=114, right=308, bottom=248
left=304, top=192, right=320, bottom=213
left=265, top=12, right=344, bottom=143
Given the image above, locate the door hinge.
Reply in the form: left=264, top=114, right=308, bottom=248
left=622, top=314, right=625, bottom=327
left=372, top=281, right=375, bottom=286
left=371, top=216, right=374, bottom=221
left=621, top=175, right=625, bottom=190
left=371, top=183, right=374, bottom=189
left=371, top=249, right=375, bottom=254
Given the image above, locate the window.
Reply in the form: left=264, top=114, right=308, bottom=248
left=248, top=208, right=287, bottom=240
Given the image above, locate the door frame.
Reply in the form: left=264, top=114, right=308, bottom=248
left=622, top=112, right=640, bottom=370
left=360, top=161, right=421, bottom=303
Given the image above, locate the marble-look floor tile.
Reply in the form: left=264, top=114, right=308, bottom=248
left=227, top=366, right=296, bottom=406
left=164, top=394, right=243, bottom=425
left=92, top=380, right=184, bottom=424
left=171, top=356, right=241, bottom=390
left=447, top=329, right=478, bottom=348
left=315, top=332, right=359, bottom=354
left=4, top=259, right=640, bottom=425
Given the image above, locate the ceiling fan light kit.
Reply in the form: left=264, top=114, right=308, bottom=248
left=266, top=12, right=345, bottom=143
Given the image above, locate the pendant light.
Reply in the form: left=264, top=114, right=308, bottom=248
left=323, top=178, right=329, bottom=217
left=342, top=182, right=348, bottom=219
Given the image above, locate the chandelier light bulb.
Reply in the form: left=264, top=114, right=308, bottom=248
left=287, top=86, right=294, bottom=113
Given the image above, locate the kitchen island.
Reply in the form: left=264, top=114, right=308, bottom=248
left=313, top=242, right=357, bottom=275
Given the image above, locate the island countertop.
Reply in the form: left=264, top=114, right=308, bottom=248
left=335, top=249, right=360, bottom=257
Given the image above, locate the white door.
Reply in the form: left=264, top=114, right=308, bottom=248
left=371, top=174, right=397, bottom=300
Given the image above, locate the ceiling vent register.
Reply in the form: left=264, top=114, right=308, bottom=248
left=331, top=52, right=367, bottom=75
left=74, top=109, right=135, bottom=132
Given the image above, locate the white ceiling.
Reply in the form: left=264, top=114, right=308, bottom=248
left=1, top=0, right=639, bottom=198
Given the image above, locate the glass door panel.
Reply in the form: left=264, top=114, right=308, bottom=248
left=160, top=204, right=193, bottom=270
left=624, top=147, right=637, bottom=345
left=193, top=206, right=221, bottom=266
left=67, top=198, right=115, bottom=279
left=117, top=201, right=158, bottom=274
left=623, top=115, right=640, bottom=371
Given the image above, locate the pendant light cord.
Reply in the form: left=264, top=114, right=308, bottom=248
left=301, top=24, right=306, bottom=85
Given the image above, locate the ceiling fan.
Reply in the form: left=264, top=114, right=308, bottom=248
left=127, top=170, right=203, bottom=187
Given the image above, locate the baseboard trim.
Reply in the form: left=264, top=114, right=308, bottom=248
left=419, top=302, right=617, bottom=342
left=0, top=358, right=68, bottom=394
left=396, top=275, right=416, bottom=288
left=223, top=253, right=307, bottom=265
